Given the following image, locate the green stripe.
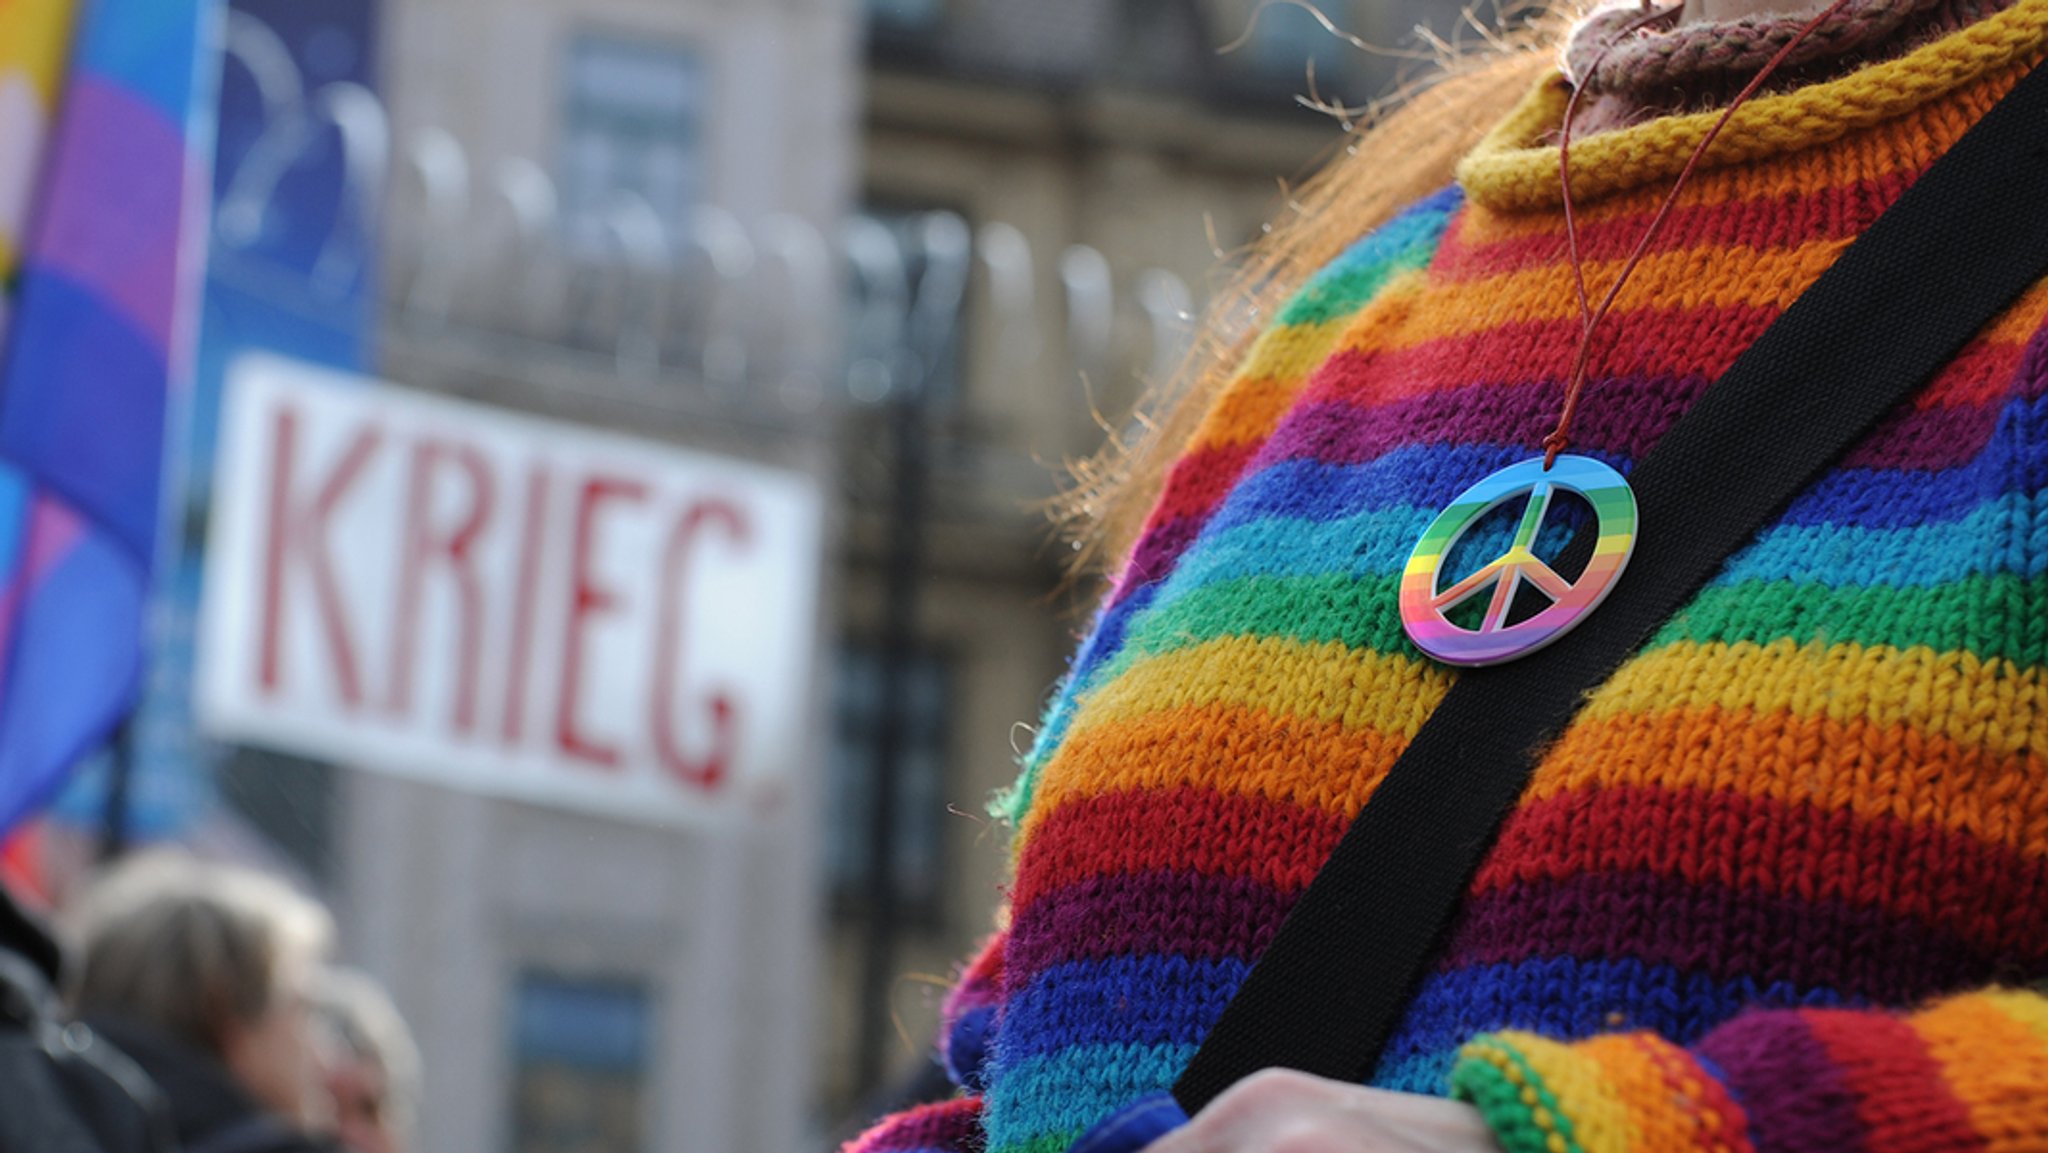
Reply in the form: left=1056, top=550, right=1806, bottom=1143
left=1647, top=573, right=2048, bottom=665
left=1450, top=1038, right=1588, bottom=1153
left=1095, top=570, right=2047, bottom=695
left=1277, top=231, right=1446, bottom=325
left=1106, top=572, right=1417, bottom=680
left=990, top=1132, right=1078, bottom=1153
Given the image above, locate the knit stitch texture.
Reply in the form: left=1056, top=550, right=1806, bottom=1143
left=847, top=7, right=2048, bottom=1152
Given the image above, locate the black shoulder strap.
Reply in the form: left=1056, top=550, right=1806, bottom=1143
left=1174, top=57, right=2048, bottom=1111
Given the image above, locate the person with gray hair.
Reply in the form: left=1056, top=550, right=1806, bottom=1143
left=62, top=850, right=340, bottom=1153
left=310, top=967, right=420, bottom=1153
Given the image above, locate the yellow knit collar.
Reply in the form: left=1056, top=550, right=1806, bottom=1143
left=1457, top=0, right=2048, bottom=213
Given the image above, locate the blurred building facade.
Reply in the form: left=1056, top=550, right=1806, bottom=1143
left=362, top=2, right=853, bottom=1153
left=38, top=0, right=1458, bottom=1150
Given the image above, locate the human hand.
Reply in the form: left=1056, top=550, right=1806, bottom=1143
left=1144, top=1069, right=1503, bottom=1153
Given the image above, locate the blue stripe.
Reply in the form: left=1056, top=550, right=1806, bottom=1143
left=984, top=1042, right=1197, bottom=1153
left=1207, top=390, right=2038, bottom=540
left=1279, top=187, right=1463, bottom=326
left=1374, top=956, right=1853, bottom=1073
left=1208, top=444, right=1622, bottom=533
left=1717, top=490, right=2045, bottom=586
left=996, top=954, right=1249, bottom=1061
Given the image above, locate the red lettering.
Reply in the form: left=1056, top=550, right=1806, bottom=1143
left=258, top=405, right=381, bottom=706
left=386, top=440, right=495, bottom=731
left=555, top=476, right=647, bottom=768
left=651, top=501, right=749, bottom=790
left=500, top=464, right=550, bottom=745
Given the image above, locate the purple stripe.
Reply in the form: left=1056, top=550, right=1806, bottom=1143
left=1115, top=515, right=1202, bottom=603
left=1694, top=1011, right=1872, bottom=1153
left=1264, top=372, right=2016, bottom=474
left=1447, top=872, right=2003, bottom=1005
left=1006, top=869, right=1296, bottom=982
left=30, top=78, right=185, bottom=354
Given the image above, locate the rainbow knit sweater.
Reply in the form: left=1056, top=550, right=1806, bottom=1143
left=851, top=7, right=2048, bottom=1152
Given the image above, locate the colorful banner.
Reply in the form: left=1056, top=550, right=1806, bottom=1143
left=52, top=0, right=381, bottom=844
left=0, top=0, right=218, bottom=832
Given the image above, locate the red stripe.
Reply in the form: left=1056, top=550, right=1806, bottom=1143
left=1012, top=786, right=1340, bottom=912
left=1477, top=786, right=2048, bottom=957
left=1804, top=1010, right=1985, bottom=1152
left=1313, top=308, right=2026, bottom=415
left=1149, top=441, right=1261, bottom=525
left=1433, top=171, right=1917, bottom=281
left=1020, top=779, right=2048, bottom=962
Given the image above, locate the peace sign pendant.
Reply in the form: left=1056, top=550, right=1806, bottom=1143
left=1399, top=455, right=1637, bottom=667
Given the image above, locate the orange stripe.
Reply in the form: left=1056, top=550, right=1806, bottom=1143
left=1340, top=292, right=2040, bottom=416
left=1985, top=277, right=2048, bottom=344
left=1189, top=375, right=1306, bottom=451
left=1452, top=153, right=1908, bottom=245
left=1525, top=705, right=2048, bottom=859
left=1911, top=992, right=2048, bottom=1141
left=1018, top=703, right=1404, bottom=841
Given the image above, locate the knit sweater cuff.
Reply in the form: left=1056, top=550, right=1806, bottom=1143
left=1450, top=990, right=2048, bottom=1153
left=842, top=1096, right=985, bottom=1153
left=1453, top=1030, right=1746, bottom=1153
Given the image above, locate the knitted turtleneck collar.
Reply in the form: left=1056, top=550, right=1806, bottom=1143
left=1455, top=0, right=2048, bottom=211
left=1568, top=0, right=2014, bottom=103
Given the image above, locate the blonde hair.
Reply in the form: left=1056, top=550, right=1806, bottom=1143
left=62, top=850, right=333, bottom=1056
left=1057, top=9, right=1570, bottom=574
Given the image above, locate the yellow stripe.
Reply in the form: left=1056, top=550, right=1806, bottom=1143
left=1981, top=989, right=2048, bottom=1046
left=1235, top=316, right=1352, bottom=387
left=1488, top=1033, right=1630, bottom=1153
left=1031, top=635, right=2044, bottom=860
left=1581, top=640, right=2048, bottom=765
left=1060, top=634, right=1451, bottom=744
left=1053, top=635, right=2040, bottom=784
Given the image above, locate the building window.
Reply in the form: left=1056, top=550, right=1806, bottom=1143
left=845, top=206, right=970, bottom=409
left=825, top=645, right=951, bottom=921
left=868, top=0, right=943, bottom=28
left=511, top=974, right=652, bottom=1153
left=1200, top=0, right=1379, bottom=105
left=559, top=32, right=706, bottom=233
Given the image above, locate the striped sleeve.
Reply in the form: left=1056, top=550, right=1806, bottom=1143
left=843, top=1096, right=987, bottom=1153
left=1452, top=988, right=2048, bottom=1153
left=842, top=932, right=1003, bottom=1153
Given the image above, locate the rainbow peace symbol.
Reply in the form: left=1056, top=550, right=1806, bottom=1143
left=1399, top=455, right=1637, bottom=667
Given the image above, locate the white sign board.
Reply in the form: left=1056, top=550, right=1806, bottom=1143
left=198, top=356, right=824, bottom=826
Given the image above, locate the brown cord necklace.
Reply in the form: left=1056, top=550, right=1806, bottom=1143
left=1398, top=0, right=1857, bottom=667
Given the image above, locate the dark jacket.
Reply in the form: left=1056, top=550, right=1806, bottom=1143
left=0, top=885, right=170, bottom=1153
left=86, top=1017, right=339, bottom=1153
